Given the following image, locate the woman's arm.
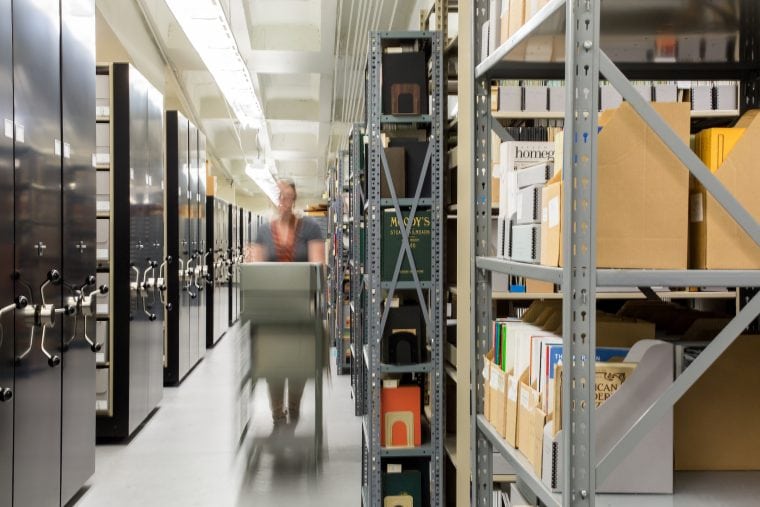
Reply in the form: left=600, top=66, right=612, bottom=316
left=249, top=243, right=267, bottom=262
left=307, top=240, right=325, bottom=264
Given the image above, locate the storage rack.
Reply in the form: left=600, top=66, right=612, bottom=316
left=361, top=31, right=445, bottom=507
left=95, top=63, right=165, bottom=439
left=349, top=124, right=367, bottom=416
left=206, top=195, right=230, bottom=347
left=330, top=151, right=350, bottom=374
left=470, top=1, right=760, bottom=506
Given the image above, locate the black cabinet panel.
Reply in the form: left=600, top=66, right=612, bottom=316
left=197, top=133, right=207, bottom=357
left=12, top=0, right=63, bottom=505
left=60, top=0, right=96, bottom=503
left=0, top=0, right=14, bottom=503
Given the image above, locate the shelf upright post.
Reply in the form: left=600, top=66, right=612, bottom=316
left=472, top=1, right=494, bottom=505
left=561, top=0, right=601, bottom=505
left=366, top=31, right=384, bottom=506
left=336, top=150, right=347, bottom=374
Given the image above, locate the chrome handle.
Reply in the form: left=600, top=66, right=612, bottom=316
left=130, top=265, right=142, bottom=291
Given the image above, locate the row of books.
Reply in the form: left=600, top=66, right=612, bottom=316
left=490, top=80, right=740, bottom=113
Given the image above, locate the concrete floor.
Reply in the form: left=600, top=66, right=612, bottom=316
left=74, top=324, right=360, bottom=507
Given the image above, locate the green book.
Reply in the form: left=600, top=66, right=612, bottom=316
left=381, top=208, right=432, bottom=282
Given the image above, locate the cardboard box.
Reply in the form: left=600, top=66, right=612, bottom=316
left=516, top=376, right=544, bottom=475
left=523, top=85, right=547, bottom=112
left=381, top=147, right=406, bottom=199
left=541, top=102, right=690, bottom=269
left=499, top=1, right=510, bottom=46
left=525, top=0, right=549, bottom=21
left=507, top=0, right=525, bottom=39
left=499, top=84, right=522, bottom=111
left=489, top=360, right=508, bottom=437
left=675, top=335, right=760, bottom=470
left=484, top=351, right=494, bottom=419
left=690, top=111, right=760, bottom=268
left=381, top=385, right=421, bottom=447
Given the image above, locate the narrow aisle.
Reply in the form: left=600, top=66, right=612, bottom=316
left=75, top=325, right=361, bottom=507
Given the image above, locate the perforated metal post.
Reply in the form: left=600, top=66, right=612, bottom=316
left=561, top=1, right=600, bottom=505
left=430, top=31, right=445, bottom=507
left=366, top=32, right=384, bottom=506
left=472, top=1, right=494, bottom=506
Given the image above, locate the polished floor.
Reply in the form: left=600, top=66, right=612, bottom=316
left=74, top=324, right=360, bottom=507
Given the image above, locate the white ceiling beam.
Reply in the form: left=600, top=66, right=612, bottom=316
left=246, top=50, right=333, bottom=74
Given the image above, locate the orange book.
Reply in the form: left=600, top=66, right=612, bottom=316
left=380, top=385, right=421, bottom=447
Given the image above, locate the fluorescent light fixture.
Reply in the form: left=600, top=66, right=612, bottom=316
left=165, top=0, right=263, bottom=128
left=245, top=163, right=279, bottom=204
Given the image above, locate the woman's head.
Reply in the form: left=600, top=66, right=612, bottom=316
left=276, top=178, right=297, bottom=217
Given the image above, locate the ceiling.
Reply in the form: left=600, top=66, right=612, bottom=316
left=101, top=0, right=422, bottom=204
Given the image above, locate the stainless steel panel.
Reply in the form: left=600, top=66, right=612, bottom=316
left=60, top=1, right=97, bottom=501
left=145, top=85, right=163, bottom=408
left=197, top=132, right=207, bottom=357
left=128, top=67, right=149, bottom=435
left=12, top=0, right=63, bottom=504
left=0, top=0, right=13, bottom=502
left=188, top=123, right=199, bottom=367
left=178, top=114, right=190, bottom=380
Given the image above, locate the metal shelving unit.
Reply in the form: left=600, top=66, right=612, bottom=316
left=329, top=151, right=351, bottom=375
left=361, top=31, right=445, bottom=507
left=349, top=124, right=367, bottom=416
left=471, top=1, right=760, bottom=506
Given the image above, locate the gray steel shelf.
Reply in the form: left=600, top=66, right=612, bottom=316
left=471, top=1, right=760, bottom=506
left=476, top=0, right=753, bottom=80
left=362, top=31, right=445, bottom=507
left=349, top=124, right=366, bottom=417
left=477, top=415, right=560, bottom=507
left=362, top=344, right=433, bottom=374
left=476, top=256, right=760, bottom=287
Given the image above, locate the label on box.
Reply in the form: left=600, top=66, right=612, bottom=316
left=689, top=193, right=704, bottom=223
left=548, top=197, right=560, bottom=228
left=508, top=376, right=518, bottom=401
left=520, top=389, right=530, bottom=409
left=482, top=364, right=489, bottom=380
left=496, top=372, right=505, bottom=392
left=490, top=369, right=500, bottom=389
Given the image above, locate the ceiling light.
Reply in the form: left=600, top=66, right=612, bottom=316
left=245, top=163, right=279, bottom=204
left=165, top=0, right=263, bottom=128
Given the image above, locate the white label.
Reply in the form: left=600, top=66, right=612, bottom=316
left=690, top=193, right=704, bottom=223
left=541, top=206, right=548, bottom=224
left=4, top=119, right=12, bottom=138
left=496, top=372, right=505, bottom=392
left=96, top=400, right=108, bottom=411
left=54, top=139, right=62, bottom=156
left=92, top=153, right=97, bottom=167
left=490, top=369, right=499, bottom=389
left=95, top=153, right=110, bottom=165
left=96, top=248, right=108, bottom=259
left=548, top=196, right=560, bottom=228
left=15, top=124, right=24, bottom=143
left=482, top=364, right=489, bottom=380
left=63, top=143, right=71, bottom=159
left=507, top=376, right=518, bottom=402
left=387, top=464, right=402, bottom=474
left=97, top=303, right=108, bottom=314
left=520, top=389, right=530, bottom=409
left=96, top=352, right=105, bottom=364
left=96, top=201, right=110, bottom=212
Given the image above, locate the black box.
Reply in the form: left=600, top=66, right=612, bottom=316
left=382, top=52, right=428, bottom=116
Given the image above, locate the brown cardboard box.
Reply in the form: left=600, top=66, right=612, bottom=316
left=489, top=359, right=508, bottom=437
left=690, top=111, right=760, bottom=268
left=505, top=372, right=520, bottom=447
left=675, top=335, right=760, bottom=470
left=381, top=147, right=405, bottom=198
left=525, top=0, right=549, bottom=21
left=499, top=0, right=510, bottom=46
left=526, top=278, right=555, bottom=293
left=541, top=102, right=690, bottom=269
left=207, top=175, right=217, bottom=196
left=517, top=376, right=544, bottom=474
left=484, top=350, right=494, bottom=421
left=507, top=0, right=525, bottom=38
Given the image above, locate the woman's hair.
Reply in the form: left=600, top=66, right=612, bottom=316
left=277, top=178, right=297, bottom=200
